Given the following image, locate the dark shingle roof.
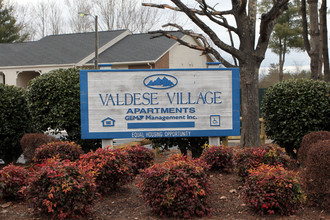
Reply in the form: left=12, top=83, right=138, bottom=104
left=97, top=32, right=184, bottom=64
left=0, top=30, right=128, bottom=67
left=0, top=30, right=184, bottom=67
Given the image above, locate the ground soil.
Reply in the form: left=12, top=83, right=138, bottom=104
left=0, top=149, right=329, bottom=220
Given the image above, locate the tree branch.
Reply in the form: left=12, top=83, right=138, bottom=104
left=198, top=0, right=238, bottom=34
left=256, top=0, right=289, bottom=57
left=142, top=3, right=233, bottom=16
left=149, top=26, right=235, bottom=68
left=150, top=0, right=242, bottom=59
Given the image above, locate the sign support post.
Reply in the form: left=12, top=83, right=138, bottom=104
left=102, top=139, right=113, bottom=149
left=207, top=62, right=222, bottom=146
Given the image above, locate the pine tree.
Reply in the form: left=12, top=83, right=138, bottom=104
left=0, top=0, right=28, bottom=43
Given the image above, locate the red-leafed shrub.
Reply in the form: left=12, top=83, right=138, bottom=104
left=33, top=141, right=83, bottom=164
left=0, top=164, right=29, bottom=200
left=20, top=133, right=58, bottom=164
left=200, top=145, right=234, bottom=172
left=122, top=145, right=154, bottom=175
left=235, top=144, right=294, bottom=180
left=243, top=164, right=305, bottom=216
left=78, top=147, right=134, bottom=194
left=137, top=154, right=212, bottom=218
left=298, top=131, right=330, bottom=167
left=301, top=139, right=330, bottom=209
left=25, top=158, right=97, bottom=219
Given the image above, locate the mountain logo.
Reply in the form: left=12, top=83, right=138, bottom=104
left=143, top=74, right=178, bottom=90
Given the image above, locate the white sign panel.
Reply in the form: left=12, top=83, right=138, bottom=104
left=80, top=68, right=240, bottom=139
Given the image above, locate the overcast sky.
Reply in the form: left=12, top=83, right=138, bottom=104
left=10, top=0, right=330, bottom=72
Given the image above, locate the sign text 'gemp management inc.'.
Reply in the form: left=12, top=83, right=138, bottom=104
left=80, top=68, right=240, bottom=139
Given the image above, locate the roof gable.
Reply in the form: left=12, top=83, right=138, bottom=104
left=95, top=32, right=184, bottom=64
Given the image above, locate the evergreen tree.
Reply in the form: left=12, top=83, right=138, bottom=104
left=260, top=0, right=304, bottom=82
left=0, top=0, right=28, bottom=43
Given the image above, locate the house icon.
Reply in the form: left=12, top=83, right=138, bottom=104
left=102, top=117, right=115, bottom=127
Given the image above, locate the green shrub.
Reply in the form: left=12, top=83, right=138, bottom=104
left=243, top=164, right=305, bottom=215
left=26, top=158, right=97, bottom=219
left=301, top=139, right=330, bottom=209
left=0, top=164, right=29, bottom=200
left=200, top=145, right=234, bottom=172
left=235, top=144, right=294, bottom=180
left=297, top=131, right=330, bottom=167
left=20, top=133, right=58, bottom=164
left=33, top=141, right=83, bottom=164
left=27, top=68, right=100, bottom=153
left=261, top=79, right=330, bottom=158
left=78, top=147, right=134, bottom=194
left=121, top=145, right=154, bottom=175
left=0, top=84, right=31, bottom=164
left=137, top=154, right=212, bottom=218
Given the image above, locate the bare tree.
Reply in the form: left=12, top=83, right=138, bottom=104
left=34, top=0, right=51, bottom=38
left=144, top=0, right=290, bottom=147
left=48, top=0, right=65, bottom=35
left=11, top=1, right=35, bottom=41
left=65, top=0, right=93, bottom=33
left=93, top=0, right=116, bottom=30
left=99, top=0, right=161, bottom=33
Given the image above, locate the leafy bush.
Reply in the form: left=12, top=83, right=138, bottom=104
left=235, top=144, right=294, bottom=180
left=261, top=79, right=330, bottom=158
left=301, top=139, right=330, bottom=209
left=78, top=147, right=134, bottom=194
left=25, top=158, right=97, bottom=219
left=137, top=154, right=212, bottom=218
left=298, top=131, right=330, bottom=167
left=27, top=68, right=100, bottom=153
left=122, top=145, right=154, bottom=175
left=0, top=164, right=29, bottom=200
left=243, top=164, right=305, bottom=215
left=0, top=84, right=31, bottom=164
left=33, top=141, right=83, bottom=164
left=20, top=133, right=58, bottom=164
left=200, top=145, right=234, bottom=172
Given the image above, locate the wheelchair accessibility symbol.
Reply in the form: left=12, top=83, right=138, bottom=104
left=210, top=115, right=220, bottom=126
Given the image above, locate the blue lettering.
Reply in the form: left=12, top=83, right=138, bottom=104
left=188, top=92, right=196, bottom=104
left=214, top=91, right=222, bottom=104
left=133, top=93, right=141, bottom=105
left=99, top=94, right=108, bottom=106
left=150, top=93, right=158, bottom=105
left=166, top=92, right=176, bottom=104
left=205, top=91, right=213, bottom=104
left=196, top=92, right=206, bottom=104
left=125, top=93, right=133, bottom=105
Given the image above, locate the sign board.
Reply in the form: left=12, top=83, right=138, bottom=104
left=80, top=68, right=240, bottom=139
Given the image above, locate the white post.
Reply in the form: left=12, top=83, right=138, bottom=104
left=209, top=137, right=221, bottom=146
left=102, top=139, right=113, bottom=149
left=207, top=62, right=222, bottom=146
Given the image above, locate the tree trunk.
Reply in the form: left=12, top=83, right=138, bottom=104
left=320, top=0, right=329, bottom=82
left=279, top=40, right=284, bottom=82
left=240, top=60, right=261, bottom=147
left=308, top=0, right=321, bottom=80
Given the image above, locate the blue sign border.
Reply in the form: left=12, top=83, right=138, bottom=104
left=80, top=68, right=240, bottom=139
